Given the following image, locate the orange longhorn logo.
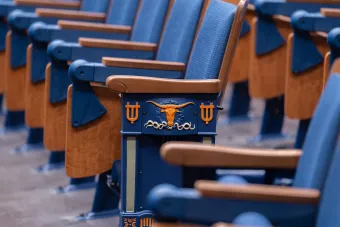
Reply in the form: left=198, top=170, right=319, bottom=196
left=147, top=101, right=194, bottom=127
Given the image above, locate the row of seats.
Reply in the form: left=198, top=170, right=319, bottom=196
left=1, top=0, right=340, bottom=226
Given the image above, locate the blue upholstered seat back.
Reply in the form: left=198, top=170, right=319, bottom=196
left=316, top=141, right=340, bottom=226
left=185, top=0, right=236, bottom=80
left=80, top=0, right=111, bottom=12
left=105, top=0, right=140, bottom=26
left=130, top=0, right=169, bottom=44
left=293, top=74, right=340, bottom=190
left=156, top=0, right=204, bottom=63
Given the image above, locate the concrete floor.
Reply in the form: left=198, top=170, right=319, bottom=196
left=0, top=87, right=299, bottom=227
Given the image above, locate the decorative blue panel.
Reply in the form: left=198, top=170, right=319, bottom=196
left=121, top=94, right=219, bottom=136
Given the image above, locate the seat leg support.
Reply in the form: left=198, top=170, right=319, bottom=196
left=76, top=170, right=120, bottom=221
left=249, top=96, right=290, bottom=144
left=14, top=127, right=45, bottom=153
left=294, top=119, right=311, bottom=149
left=225, top=81, right=251, bottom=124
left=1, top=110, right=25, bottom=134
left=36, top=151, right=65, bottom=173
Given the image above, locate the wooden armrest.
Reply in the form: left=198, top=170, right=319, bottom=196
left=58, top=21, right=131, bottom=33
left=286, top=0, right=339, bottom=3
left=106, top=76, right=221, bottom=94
left=15, top=0, right=80, bottom=8
left=321, top=8, right=340, bottom=17
left=160, top=142, right=301, bottom=169
left=79, top=38, right=155, bottom=51
left=36, top=9, right=105, bottom=21
left=102, top=57, right=186, bottom=71
left=195, top=181, right=320, bottom=205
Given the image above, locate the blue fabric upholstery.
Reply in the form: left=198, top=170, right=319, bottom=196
left=69, top=0, right=207, bottom=81
left=232, top=212, right=272, bottom=226
left=130, top=0, right=169, bottom=43
left=156, top=0, right=204, bottom=63
left=316, top=142, right=340, bottom=226
left=80, top=0, right=111, bottom=12
left=105, top=0, right=140, bottom=25
left=293, top=75, right=340, bottom=190
left=185, top=0, right=236, bottom=80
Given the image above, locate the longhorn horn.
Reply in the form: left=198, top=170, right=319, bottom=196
left=147, top=101, right=167, bottom=109
left=174, top=102, right=195, bottom=109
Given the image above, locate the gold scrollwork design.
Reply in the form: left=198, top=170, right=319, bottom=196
left=124, top=218, right=137, bottom=227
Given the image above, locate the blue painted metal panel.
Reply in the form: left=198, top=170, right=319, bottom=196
left=49, top=61, right=71, bottom=104
left=134, top=135, right=183, bottom=211
left=0, top=18, right=7, bottom=51
left=10, top=29, right=29, bottom=68
left=254, top=1, right=340, bottom=55
left=30, top=42, right=49, bottom=83
left=71, top=80, right=106, bottom=127
left=291, top=12, right=340, bottom=73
